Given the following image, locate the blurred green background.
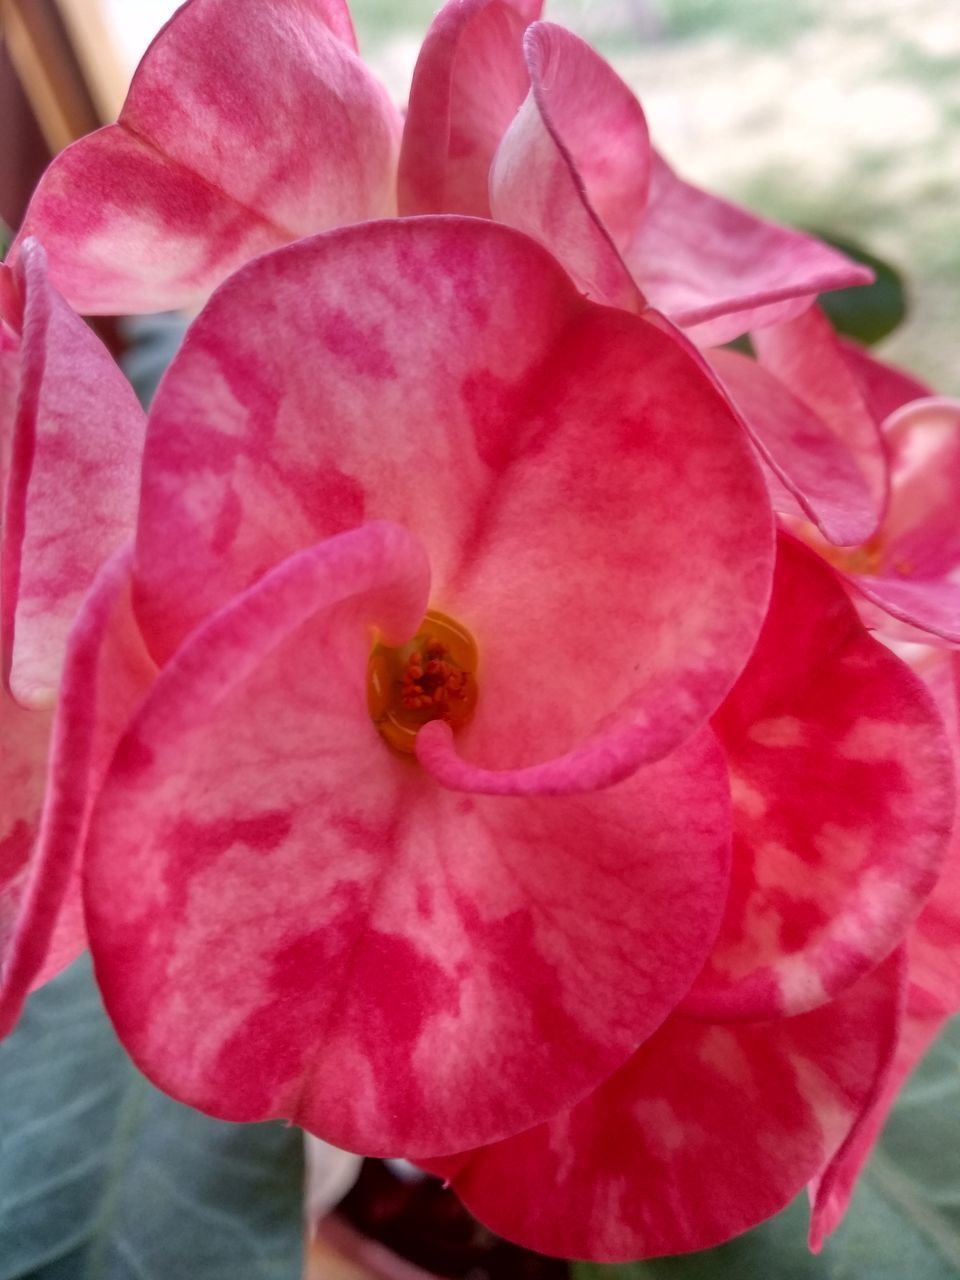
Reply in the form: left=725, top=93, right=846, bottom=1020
left=351, top=0, right=959, bottom=394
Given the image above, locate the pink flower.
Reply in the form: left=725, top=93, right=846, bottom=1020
left=83, top=217, right=774, bottom=1159
left=9, top=1, right=956, bottom=1258
left=0, top=241, right=150, bottom=1037
left=77, top=220, right=953, bottom=1259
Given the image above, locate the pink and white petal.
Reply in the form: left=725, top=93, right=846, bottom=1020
left=810, top=651, right=960, bottom=1245
left=134, top=219, right=773, bottom=789
left=88, top=522, right=731, bottom=1153
left=683, top=536, right=954, bottom=1020
left=398, top=0, right=536, bottom=217
left=710, top=348, right=877, bottom=546
left=753, top=304, right=888, bottom=540
left=1, top=241, right=146, bottom=708
left=840, top=339, right=932, bottom=424
left=13, top=129, right=291, bottom=315
left=488, top=24, right=645, bottom=311
left=810, top=650, right=960, bottom=1245
left=424, top=950, right=903, bottom=1261
left=624, top=154, right=872, bottom=345
left=14, top=0, right=400, bottom=314
left=0, top=546, right=156, bottom=1039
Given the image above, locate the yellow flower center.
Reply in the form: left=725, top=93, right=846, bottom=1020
left=367, top=609, right=479, bottom=755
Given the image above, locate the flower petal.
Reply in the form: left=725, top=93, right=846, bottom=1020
left=683, top=535, right=954, bottom=1020
left=87, top=524, right=731, bottom=1153
left=13, top=0, right=400, bottom=314
left=810, top=649, right=960, bottom=1248
left=0, top=693, right=52, bottom=1000
left=847, top=398, right=960, bottom=643
left=488, top=23, right=645, bottom=311
left=753, top=304, right=888, bottom=541
left=423, top=950, right=904, bottom=1261
left=840, top=339, right=932, bottom=424
left=2, top=240, right=146, bottom=708
left=398, top=0, right=538, bottom=217
left=710, top=347, right=879, bottom=546
left=0, top=546, right=155, bottom=1039
left=627, top=156, right=872, bottom=346
left=133, top=219, right=773, bottom=790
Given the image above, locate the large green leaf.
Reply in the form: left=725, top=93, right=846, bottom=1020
left=575, top=1016, right=960, bottom=1280
left=0, top=956, right=305, bottom=1280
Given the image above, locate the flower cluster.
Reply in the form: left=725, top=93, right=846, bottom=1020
left=2, top=0, right=958, bottom=1263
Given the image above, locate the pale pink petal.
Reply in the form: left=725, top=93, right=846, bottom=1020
left=626, top=154, right=872, bottom=346
left=423, top=951, right=903, bottom=1261
left=846, top=398, right=960, bottom=643
left=133, top=219, right=773, bottom=790
left=810, top=650, right=960, bottom=1247
left=0, top=546, right=156, bottom=1039
left=683, top=536, right=954, bottom=1019
left=753, top=304, right=888, bottom=541
left=13, top=0, right=400, bottom=314
left=488, top=24, right=644, bottom=312
left=398, top=0, right=537, bottom=217
left=304, top=1136, right=363, bottom=1223
left=87, top=522, right=732, bottom=1153
left=840, top=339, right=932, bottom=424
left=710, top=348, right=878, bottom=546
left=1, top=240, right=146, bottom=708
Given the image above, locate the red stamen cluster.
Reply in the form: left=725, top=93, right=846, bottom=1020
left=400, top=638, right=470, bottom=716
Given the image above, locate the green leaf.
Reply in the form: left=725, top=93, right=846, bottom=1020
left=815, top=234, right=907, bottom=346
left=574, top=1016, right=960, bottom=1280
left=0, top=956, right=305, bottom=1280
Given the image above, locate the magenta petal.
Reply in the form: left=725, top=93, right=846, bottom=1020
left=134, top=219, right=773, bottom=787
left=753, top=304, right=888, bottom=541
left=14, top=0, right=400, bottom=314
left=0, top=546, right=155, bottom=1039
left=626, top=154, right=872, bottom=345
left=423, top=951, right=903, bottom=1261
left=2, top=241, right=146, bottom=707
left=488, top=24, right=645, bottom=311
left=398, top=0, right=536, bottom=217
left=86, top=523, right=731, bottom=1153
left=711, top=348, right=879, bottom=546
left=683, top=536, right=954, bottom=1020
left=0, top=692, right=52, bottom=1002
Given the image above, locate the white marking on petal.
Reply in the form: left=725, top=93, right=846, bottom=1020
left=729, top=771, right=767, bottom=818
left=747, top=716, right=808, bottom=748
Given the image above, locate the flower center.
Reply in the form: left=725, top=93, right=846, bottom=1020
left=367, top=609, right=479, bottom=755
